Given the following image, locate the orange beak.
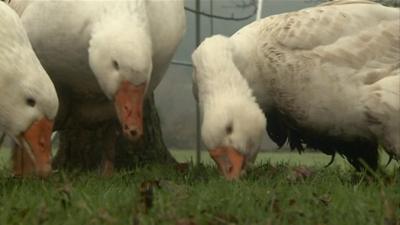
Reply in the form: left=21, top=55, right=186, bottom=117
left=114, top=81, right=146, bottom=141
left=21, top=117, right=54, bottom=177
left=209, top=146, right=246, bottom=180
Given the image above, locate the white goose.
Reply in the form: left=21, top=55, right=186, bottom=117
left=0, top=2, right=59, bottom=177
left=193, top=0, right=400, bottom=179
left=9, top=0, right=186, bottom=140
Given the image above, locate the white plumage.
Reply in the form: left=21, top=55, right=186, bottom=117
left=10, top=0, right=186, bottom=139
left=193, top=0, right=400, bottom=178
left=0, top=2, right=59, bottom=176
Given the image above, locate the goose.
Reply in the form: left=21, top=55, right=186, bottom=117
left=9, top=0, right=186, bottom=140
left=0, top=2, right=59, bottom=177
left=192, top=0, right=400, bottom=180
left=7, top=0, right=185, bottom=174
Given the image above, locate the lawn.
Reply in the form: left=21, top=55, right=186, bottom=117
left=0, top=148, right=399, bottom=225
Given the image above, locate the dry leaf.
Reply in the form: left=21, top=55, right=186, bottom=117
left=97, top=208, right=117, bottom=224
left=57, top=183, right=72, bottom=209
left=312, top=193, right=332, bottom=206
left=138, top=180, right=160, bottom=214
left=207, top=213, right=238, bottom=225
left=37, top=202, right=49, bottom=225
left=176, top=218, right=197, bottom=225
left=175, top=163, right=190, bottom=174
left=288, top=166, right=315, bottom=182
left=288, top=198, right=297, bottom=206
left=382, top=189, right=398, bottom=225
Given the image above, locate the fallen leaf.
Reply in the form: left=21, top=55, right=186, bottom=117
left=247, top=163, right=280, bottom=178
left=131, top=212, right=140, bottom=225
left=37, top=202, right=49, bottom=225
left=382, top=189, right=398, bottom=225
left=207, top=213, right=238, bottom=225
left=312, top=193, right=332, bottom=207
left=11, top=207, right=30, bottom=220
left=176, top=218, right=197, bottom=225
left=175, top=163, right=190, bottom=174
left=138, top=180, right=160, bottom=214
left=288, top=166, right=315, bottom=182
left=97, top=208, right=117, bottom=224
left=56, top=183, right=72, bottom=209
left=273, top=199, right=281, bottom=215
left=293, top=166, right=314, bottom=178
left=267, top=197, right=281, bottom=216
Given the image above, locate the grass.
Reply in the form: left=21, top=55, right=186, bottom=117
left=172, top=149, right=351, bottom=167
left=0, top=148, right=399, bottom=225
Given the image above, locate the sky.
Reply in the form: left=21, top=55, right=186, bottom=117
left=155, top=0, right=323, bottom=150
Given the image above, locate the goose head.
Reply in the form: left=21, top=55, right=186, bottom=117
left=201, top=97, right=266, bottom=180
left=0, top=2, right=59, bottom=177
left=89, top=15, right=152, bottom=141
left=1, top=78, right=58, bottom=178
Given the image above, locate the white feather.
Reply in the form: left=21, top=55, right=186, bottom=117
left=9, top=0, right=186, bottom=122
left=0, top=2, right=58, bottom=138
left=193, top=0, right=400, bottom=163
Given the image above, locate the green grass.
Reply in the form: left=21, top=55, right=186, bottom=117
left=0, top=148, right=399, bottom=225
left=172, top=149, right=351, bottom=166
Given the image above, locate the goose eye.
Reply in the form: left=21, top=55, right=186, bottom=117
left=26, top=97, right=36, bottom=107
left=112, top=60, right=119, bottom=70
left=226, top=123, right=233, bottom=135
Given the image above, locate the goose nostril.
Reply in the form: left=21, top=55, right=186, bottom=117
left=39, top=138, right=45, bottom=148
left=228, top=165, right=233, bottom=173
left=130, top=130, right=138, bottom=137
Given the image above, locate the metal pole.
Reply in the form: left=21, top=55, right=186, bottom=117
left=171, top=60, right=193, bottom=68
left=210, top=0, right=214, bottom=35
left=256, top=0, right=263, bottom=20
left=195, top=0, right=201, bottom=165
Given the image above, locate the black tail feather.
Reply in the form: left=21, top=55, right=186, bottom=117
left=266, top=109, right=288, bottom=148
left=265, top=109, right=379, bottom=171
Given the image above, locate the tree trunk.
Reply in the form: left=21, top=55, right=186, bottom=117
left=53, top=93, right=176, bottom=171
